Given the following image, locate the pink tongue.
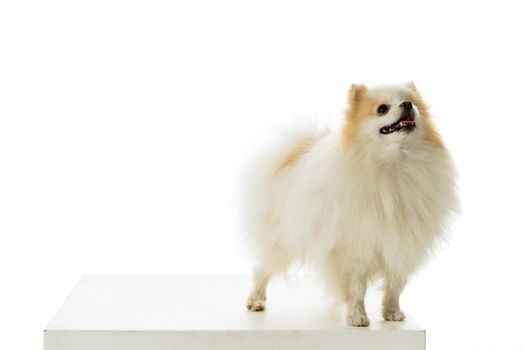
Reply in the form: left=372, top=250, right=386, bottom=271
left=397, top=120, right=415, bottom=129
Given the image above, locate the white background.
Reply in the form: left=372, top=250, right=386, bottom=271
left=1, top=1, right=523, bottom=349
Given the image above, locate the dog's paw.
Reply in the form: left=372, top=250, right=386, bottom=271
left=246, top=298, right=265, bottom=312
left=346, top=314, right=370, bottom=327
left=383, top=310, right=405, bottom=321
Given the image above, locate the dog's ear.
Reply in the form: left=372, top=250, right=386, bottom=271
left=404, top=81, right=419, bottom=93
left=348, top=84, right=367, bottom=105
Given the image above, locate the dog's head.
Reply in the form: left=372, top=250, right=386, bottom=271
left=342, top=82, right=443, bottom=151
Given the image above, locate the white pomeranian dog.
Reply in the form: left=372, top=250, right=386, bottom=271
left=240, top=82, right=458, bottom=326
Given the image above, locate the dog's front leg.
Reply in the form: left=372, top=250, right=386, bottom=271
left=382, top=273, right=407, bottom=321
left=345, top=274, right=369, bottom=327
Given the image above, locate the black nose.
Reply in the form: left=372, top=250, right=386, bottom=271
left=400, top=101, right=413, bottom=110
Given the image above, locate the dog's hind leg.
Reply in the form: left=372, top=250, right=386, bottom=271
left=245, top=267, right=271, bottom=311
left=245, top=249, right=291, bottom=312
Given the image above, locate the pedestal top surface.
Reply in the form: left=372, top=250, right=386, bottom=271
left=46, top=275, right=423, bottom=332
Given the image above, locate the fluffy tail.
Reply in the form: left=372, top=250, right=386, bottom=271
left=237, top=121, right=329, bottom=261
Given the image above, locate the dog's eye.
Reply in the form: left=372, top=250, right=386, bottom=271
left=377, top=104, right=390, bottom=115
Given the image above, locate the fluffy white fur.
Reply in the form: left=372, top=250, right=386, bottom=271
left=240, top=83, right=458, bottom=326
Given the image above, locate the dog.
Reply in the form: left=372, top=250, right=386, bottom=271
left=240, top=82, right=458, bottom=326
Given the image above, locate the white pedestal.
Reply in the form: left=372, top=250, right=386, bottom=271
left=44, top=275, right=425, bottom=350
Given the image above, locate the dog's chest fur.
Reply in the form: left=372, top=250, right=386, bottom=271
left=329, top=142, right=456, bottom=272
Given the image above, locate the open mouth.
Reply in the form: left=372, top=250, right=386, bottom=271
left=379, top=116, right=416, bottom=135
